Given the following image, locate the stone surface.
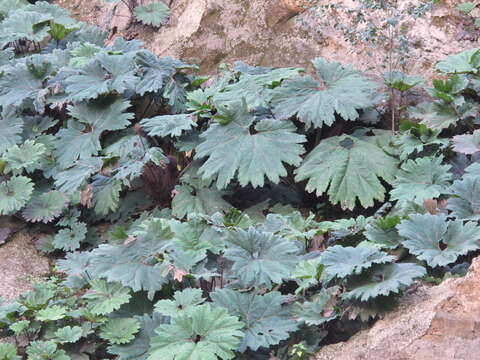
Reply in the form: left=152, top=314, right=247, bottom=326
left=56, top=0, right=477, bottom=79
left=314, top=256, right=480, bottom=360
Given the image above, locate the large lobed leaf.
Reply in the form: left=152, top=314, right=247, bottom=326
left=211, top=289, right=298, bottom=352
left=148, top=304, right=244, bottom=360
left=195, top=101, right=306, bottom=189
left=390, top=156, right=452, bottom=206
left=224, top=227, right=299, bottom=288
left=271, top=58, right=377, bottom=128
left=320, top=245, right=395, bottom=279
left=295, top=135, right=398, bottom=210
left=397, top=213, right=480, bottom=267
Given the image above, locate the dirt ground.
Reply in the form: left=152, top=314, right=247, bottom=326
left=0, top=218, right=50, bottom=302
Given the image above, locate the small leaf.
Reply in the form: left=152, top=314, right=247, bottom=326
left=0, top=176, right=34, bottom=215
left=55, top=326, right=83, bottom=344
left=36, top=305, right=67, bottom=321
left=100, top=318, right=140, bottom=345
left=140, top=114, right=196, bottom=138
left=390, top=156, right=452, bottom=206
left=133, top=2, right=170, bottom=27
left=22, top=191, right=68, bottom=223
left=26, top=340, right=69, bottom=360
left=0, top=343, right=19, bottom=360
left=384, top=71, right=423, bottom=92
left=154, top=289, right=204, bottom=317
left=3, top=140, right=46, bottom=173
left=83, top=279, right=132, bottom=315
left=52, top=222, right=87, bottom=251
left=291, top=288, right=338, bottom=325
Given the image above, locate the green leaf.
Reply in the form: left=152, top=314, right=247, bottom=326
left=291, top=257, right=323, bottom=294
left=291, top=288, right=338, bottom=325
left=212, top=67, right=301, bottom=109
left=195, top=101, right=306, bottom=189
left=25, top=2, right=78, bottom=28
left=0, top=343, right=20, bottom=360
left=343, top=263, right=426, bottom=301
left=154, top=289, right=204, bottom=317
left=436, top=48, right=480, bottom=74
left=408, top=101, right=465, bottom=130
left=172, top=184, right=232, bottom=218
left=397, top=213, right=480, bottom=267
left=83, top=279, right=132, bottom=315
left=0, top=109, right=23, bottom=155
left=10, top=320, right=30, bottom=335
left=54, top=157, right=103, bottom=194
left=148, top=304, right=244, bottom=360
left=364, top=216, right=402, bottom=249
left=447, top=176, right=480, bottom=220
left=320, top=245, right=395, bottom=279
left=295, top=135, right=398, bottom=210
left=133, top=2, right=170, bottom=27
left=0, top=10, right=51, bottom=45
left=393, top=126, right=446, bottom=160
left=55, top=326, right=83, bottom=344
left=0, top=176, right=34, bottom=215
left=91, top=177, right=122, bottom=215
left=457, top=2, right=476, bottom=13
left=211, top=289, right=298, bottom=351
left=3, top=140, right=46, bottom=173
left=390, top=156, right=452, bottom=206
left=54, top=122, right=102, bottom=169
left=55, top=99, right=133, bottom=168
left=22, top=191, right=68, bottom=223
left=100, top=318, right=140, bottom=344
left=108, top=313, right=165, bottom=360
left=68, top=98, right=134, bottom=133
left=224, top=227, right=299, bottom=288
left=135, top=51, right=186, bottom=96
left=36, top=305, right=67, bottom=321
left=271, top=58, right=377, bottom=128
left=453, top=129, right=480, bottom=154
left=140, top=114, right=196, bottom=137
left=52, top=221, right=87, bottom=251
left=63, top=62, right=110, bottom=102
left=0, top=62, right=44, bottom=109
left=48, top=22, right=77, bottom=41
left=384, top=71, right=423, bottom=92
left=26, top=340, right=69, bottom=360
left=69, top=42, right=102, bottom=68
left=89, top=220, right=173, bottom=296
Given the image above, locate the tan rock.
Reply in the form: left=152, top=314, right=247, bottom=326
left=281, top=0, right=314, bottom=13
left=314, top=257, right=480, bottom=360
left=56, top=0, right=478, bottom=79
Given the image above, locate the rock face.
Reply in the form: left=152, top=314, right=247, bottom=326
left=56, top=0, right=477, bottom=79
left=314, top=256, right=480, bottom=360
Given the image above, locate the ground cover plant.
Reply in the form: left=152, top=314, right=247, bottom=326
left=1, top=1, right=480, bottom=359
